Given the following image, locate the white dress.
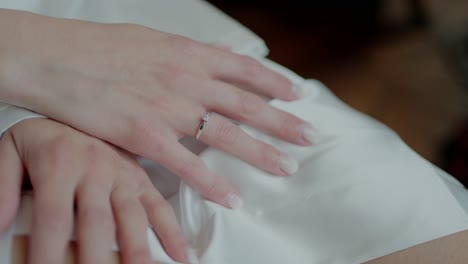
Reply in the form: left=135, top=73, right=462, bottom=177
left=1, top=1, right=467, bottom=263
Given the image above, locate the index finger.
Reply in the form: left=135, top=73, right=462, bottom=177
left=156, top=139, right=243, bottom=210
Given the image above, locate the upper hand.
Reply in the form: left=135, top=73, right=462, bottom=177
left=1, top=10, right=317, bottom=208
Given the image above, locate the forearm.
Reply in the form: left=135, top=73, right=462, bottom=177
left=0, top=9, right=86, bottom=108
left=0, top=8, right=119, bottom=113
left=0, top=9, right=43, bottom=106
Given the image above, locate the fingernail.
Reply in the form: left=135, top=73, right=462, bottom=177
left=292, top=83, right=305, bottom=99
left=225, top=193, right=244, bottom=209
left=278, top=154, right=299, bottom=175
left=300, top=123, right=318, bottom=144
left=186, top=248, right=199, bottom=264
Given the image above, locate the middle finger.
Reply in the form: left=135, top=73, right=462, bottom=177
left=199, top=80, right=315, bottom=146
left=111, top=183, right=152, bottom=264
left=76, top=179, right=115, bottom=264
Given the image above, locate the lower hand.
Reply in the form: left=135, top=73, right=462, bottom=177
left=0, top=118, right=191, bottom=264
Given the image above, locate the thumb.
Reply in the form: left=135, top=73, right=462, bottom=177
left=0, top=132, right=24, bottom=234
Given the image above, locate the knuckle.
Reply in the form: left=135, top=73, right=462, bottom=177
left=177, top=158, right=204, bottom=181
left=132, top=167, right=153, bottom=187
left=145, top=192, right=171, bottom=213
left=127, top=247, right=152, bottom=264
left=157, top=63, right=193, bottom=85
left=258, top=143, right=278, bottom=168
left=39, top=205, right=71, bottom=233
left=128, top=85, right=171, bottom=110
left=170, top=35, right=199, bottom=55
left=279, top=113, right=301, bottom=139
left=214, top=121, right=239, bottom=146
left=237, top=91, right=264, bottom=115
left=84, top=142, right=106, bottom=164
left=114, top=198, right=139, bottom=215
left=45, top=134, right=73, bottom=162
left=79, top=206, right=112, bottom=227
left=37, top=134, right=76, bottom=183
left=240, top=56, right=263, bottom=80
left=126, top=117, right=167, bottom=155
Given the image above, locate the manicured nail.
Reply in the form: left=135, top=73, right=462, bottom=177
left=300, top=123, right=318, bottom=144
left=292, top=83, right=305, bottom=99
left=186, top=248, right=199, bottom=264
left=278, top=154, right=299, bottom=175
left=225, top=193, right=244, bottom=209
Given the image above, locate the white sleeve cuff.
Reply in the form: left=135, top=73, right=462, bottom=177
left=0, top=102, right=46, bottom=137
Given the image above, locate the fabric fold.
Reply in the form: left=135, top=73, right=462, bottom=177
left=1, top=59, right=467, bottom=264
left=172, top=60, right=468, bottom=264
left=1, top=1, right=467, bottom=263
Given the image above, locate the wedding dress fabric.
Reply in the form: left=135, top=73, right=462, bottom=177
left=0, top=1, right=468, bottom=264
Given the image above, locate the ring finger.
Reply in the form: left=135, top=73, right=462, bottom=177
left=171, top=104, right=298, bottom=176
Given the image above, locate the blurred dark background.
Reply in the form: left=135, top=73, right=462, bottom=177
left=209, top=0, right=468, bottom=184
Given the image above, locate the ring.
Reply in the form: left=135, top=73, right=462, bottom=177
left=195, top=112, right=212, bottom=140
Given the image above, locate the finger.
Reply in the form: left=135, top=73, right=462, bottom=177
left=207, top=51, right=298, bottom=101
left=156, top=136, right=242, bottom=209
left=197, top=114, right=298, bottom=176
left=28, top=181, right=75, bottom=264
left=139, top=185, right=190, bottom=264
left=167, top=102, right=299, bottom=176
left=76, top=180, right=115, bottom=264
left=111, top=185, right=152, bottom=264
left=0, top=133, right=23, bottom=233
left=211, top=43, right=232, bottom=51
left=199, top=80, right=315, bottom=145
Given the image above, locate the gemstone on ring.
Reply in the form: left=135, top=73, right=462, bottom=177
left=196, top=112, right=213, bottom=140
left=202, top=112, right=211, bottom=121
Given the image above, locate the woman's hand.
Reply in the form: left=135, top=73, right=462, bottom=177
left=0, top=9, right=317, bottom=208
left=0, top=118, right=192, bottom=264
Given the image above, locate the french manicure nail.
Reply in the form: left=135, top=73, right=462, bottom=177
left=301, top=123, right=319, bottom=144
left=225, top=193, right=244, bottom=209
left=278, top=154, right=299, bottom=175
left=186, top=248, right=199, bottom=264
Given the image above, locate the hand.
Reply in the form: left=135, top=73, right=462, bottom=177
left=0, top=118, right=191, bottom=264
left=0, top=10, right=317, bottom=208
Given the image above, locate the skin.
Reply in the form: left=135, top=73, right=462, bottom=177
left=0, top=9, right=315, bottom=209
left=0, top=118, right=190, bottom=264
left=0, top=8, right=318, bottom=263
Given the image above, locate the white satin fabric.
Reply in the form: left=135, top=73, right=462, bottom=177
left=4, top=60, right=468, bottom=264
left=164, top=60, right=468, bottom=263
left=0, top=103, right=45, bottom=137
left=1, top=1, right=468, bottom=264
